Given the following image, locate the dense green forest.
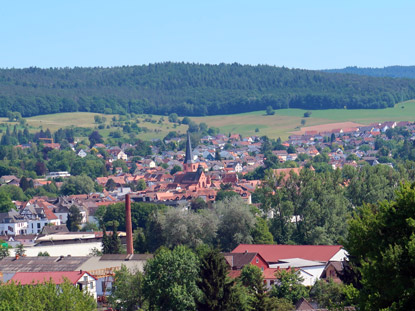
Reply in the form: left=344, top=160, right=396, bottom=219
left=1, top=63, right=415, bottom=117
left=323, top=65, right=415, bottom=79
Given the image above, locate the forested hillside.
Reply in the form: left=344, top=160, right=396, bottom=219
left=1, top=63, right=415, bottom=117
left=324, top=65, right=415, bottom=79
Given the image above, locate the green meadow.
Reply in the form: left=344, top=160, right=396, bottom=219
left=0, top=100, right=414, bottom=141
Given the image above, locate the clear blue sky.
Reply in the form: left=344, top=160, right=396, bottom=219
left=1, top=0, right=414, bottom=69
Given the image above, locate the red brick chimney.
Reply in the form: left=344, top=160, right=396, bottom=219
left=125, top=194, right=134, bottom=255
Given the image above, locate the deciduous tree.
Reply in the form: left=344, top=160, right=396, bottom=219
left=345, top=183, right=415, bottom=310
left=66, top=205, right=83, bottom=232
left=0, top=280, right=96, bottom=310
left=60, top=175, right=95, bottom=195
left=143, top=246, right=202, bottom=311
left=0, top=192, right=15, bottom=212
left=270, top=268, right=308, bottom=305
left=109, top=265, right=146, bottom=311
left=215, top=197, right=255, bottom=251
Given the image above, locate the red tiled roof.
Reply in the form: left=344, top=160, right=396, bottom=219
left=43, top=207, right=58, bottom=220
left=232, top=244, right=343, bottom=263
left=96, top=201, right=119, bottom=206
left=10, top=271, right=96, bottom=285
left=273, top=167, right=303, bottom=182
left=263, top=268, right=279, bottom=279
left=228, top=270, right=241, bottom=279
left=96, top=177, right=109, bottom=184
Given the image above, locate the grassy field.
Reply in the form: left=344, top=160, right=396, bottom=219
left=1, top=100, right=414, bottom=140
left=0, top=112, right=189, bottom=141
left=193, top=100, right=415, bottom=139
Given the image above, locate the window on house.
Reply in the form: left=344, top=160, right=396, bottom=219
left=37, top=223, right=40, bottom=229
left=256, top=258, right=259, bottom=263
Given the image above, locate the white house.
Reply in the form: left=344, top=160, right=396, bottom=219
left=0, top=210, right=28, bottom=236
left=77, top=149, right=87, bottom=158
left=20, top=203, right=61, bottom=234
left=269, top=258, right=328, bottom=286
left=10, top=271, right=97, bottom=300
left=46, top=171, right=71, bottom=179
left=117, top=150, right=128, bottom=161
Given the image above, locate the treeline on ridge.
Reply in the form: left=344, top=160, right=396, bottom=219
left=1, top=63, right=415, bottom=117
left=323, top=65, right=415, bottom=79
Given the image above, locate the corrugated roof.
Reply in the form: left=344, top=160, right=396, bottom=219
left=232, top=244, right=343, bottom=263
left=99, top=254, right=153, bottom=261
left=0, top=256, right=90, bottom=273
left=269, top=258, right=325, bottom=269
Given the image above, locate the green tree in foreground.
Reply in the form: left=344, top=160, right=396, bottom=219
left=143, top=245, right=202, bottom=311
left=102, top=222, right=122, bottom=254
left=215, top=197, right=256, bottom=251
left=0, top=191, right=15, bottom=212
left=345, top=183, right=415, bottom=310
left=270, top=268, right=308, bottom=305
left=251, top=217, right=274, bottom=244
left=66, top=205, right=83, bottom=232
left=310, top=279, right=356, bottom=309
left=0, top=280, right=96, bottom=310
left=109, top=265, right=146, bottom=311
left=197, top=249, right=234, bottom=310
left=240, top=264, right=294, bottom=311
left=240, top=264, right=269, bottom=310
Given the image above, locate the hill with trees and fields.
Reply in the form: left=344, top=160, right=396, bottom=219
left=323, top=65, right=415, bottom=79
left=1, top=63, right=415, bottom=117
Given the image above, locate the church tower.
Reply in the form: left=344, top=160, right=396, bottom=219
left=183, top=131, right=198, bottom=172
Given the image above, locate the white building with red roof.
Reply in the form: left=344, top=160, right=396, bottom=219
left=232, top=244, right=347, bottom=286
left=10, top=270, right=97, bottom=299
left=232, top=244, right=346, bottom=263
left=20, top=199, right=61, bottom=234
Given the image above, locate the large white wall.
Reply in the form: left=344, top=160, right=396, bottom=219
left=330, top=249, right=348, bottom=261
left=20, top=242, right=102, bottom=257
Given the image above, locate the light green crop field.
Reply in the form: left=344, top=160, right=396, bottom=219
left=0, top=112, right=189, bottom=141
left=193, top=100, right=415, bottom=139
left=0, top=100, right=414, bottom=140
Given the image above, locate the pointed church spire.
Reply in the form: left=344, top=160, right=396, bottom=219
left=184, top=131, right=194, bottom=164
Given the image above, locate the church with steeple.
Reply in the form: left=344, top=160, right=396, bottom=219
left=183, top=130, right=198, bottom=173
left=173, top=131, right=211, bottom=190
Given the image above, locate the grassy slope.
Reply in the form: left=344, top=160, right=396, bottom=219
left=1, top=100, right=414, bottom=140
left=193, top=100, right=415, bottom=139
left=0, top=112, right=189, bottom=141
